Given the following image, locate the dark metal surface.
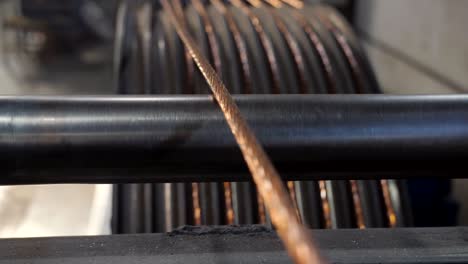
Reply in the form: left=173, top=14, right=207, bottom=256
left=0, top=94, right=468, bottom=185
left=1, top=226, right=468, bottom=264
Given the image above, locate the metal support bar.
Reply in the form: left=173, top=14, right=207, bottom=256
left=1, top=94, right=468, bottom=185
left=1, top=226, right=467, bottom=263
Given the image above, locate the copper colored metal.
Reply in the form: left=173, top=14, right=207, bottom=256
left=319, top=181, right=332, bottom=229
left=350, top=180, right=365, bottom=229
left=192, top=0, right=222, bottom=77
left=315, top=7, right=397, bottom=227
left=313, top=9, right=400, bottom=227
left=252, top=0, right=307, bottom=215
left=312, top=8, right=367, bottom=226
left=256, top=0, right=308, bottom=96
left=230, top=0, right=303, bottom=224
left=264, top=0, right=283, bottom=8
left=192, top=0, right=234, bottom=226
left=271, top=9, right=308, bottom=94
left=172, top=0, right=195, bottom=95
left=312, top=8, right=365, bottom=94
left=211, top=0, right=252, bottom=94
left=381, top=180, right=397, bottom=227
left=257, top=194, right=267, bottom=224
left=223, top=182, right=235, bottom=224
left=261, top=0, right=335, bottom=228
left=279, top=0, right=304, bottom=9
left=250, top=0, right=283, bottom=9
left=185, top=49, right=195, bottom=94
left=287, top=181, right=302, bottom=221
left=161, top=0, right=324, bottom=263
left=282, top=4, right=337, bottom=228
left=289, top=10, right=337, bottom=93
left=230, top=0, right=281, bottom=94
left=246, top=0, right=264, bottom=7
left=192, top=182, right=202, bottom=225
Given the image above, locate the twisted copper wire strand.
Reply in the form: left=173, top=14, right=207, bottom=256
left=161, top=1, right=324, bottom=263
left=192, top=0, right=235, bottom=225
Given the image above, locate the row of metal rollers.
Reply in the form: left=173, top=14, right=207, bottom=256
left=112, top=0, right=412, bottom=233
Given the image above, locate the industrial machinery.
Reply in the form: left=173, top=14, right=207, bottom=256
left=0, top=0, right=467, bottom=263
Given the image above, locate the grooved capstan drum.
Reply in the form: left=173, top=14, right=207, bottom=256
left=112, top=0, right=412, bottom=234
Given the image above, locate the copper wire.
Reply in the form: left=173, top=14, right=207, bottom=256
left=223, top=182, right=235, bottom=224
left=161, top=0, right=324, bottom=263
left=173, top=0, right=195, bottom=95
left=312, top=8, right=366, bottom=93
left=381, top=179, right=397, bottom=227
left=191, top=0, right=235, bottom=225
left=308, top=10, right=366, bottom=227
left=245, top=0, right=264, bottom=7
left=350, top=180, right=365, bottom=229
left=289, top=10, right=337, bottom=93
left=170, top=0, right=198, bottom=224
left=212, top=0, right=265, bottom=223
left=231, top=0, right=295, bottom=223
left=315, top=7, right=402, bottom=228
left=248, top=0, right=282, bottom=9
left=251, top=0, right=308, bottom=216
left=192, top=182, right=202, bottom=225
left=278, top=0, right=304, bottom=9
left=230, top=0, right=281, bottom=94
left=211, top=0, right=252, bottom=94
left=257, top=193, right=267, bottom=224
left=211, top=0, right=257, bottom=222
left=192, top=0, right=222, bottom=77
left=318, top=6, right=400, bottom=227
left=273, top=3, right=336, bottom=227
left=319, top=180, right=332, bottom=229
left=287, top=181, right=302, bottom=221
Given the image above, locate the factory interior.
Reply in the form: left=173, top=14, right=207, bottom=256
left=0, top=1, right=468, bottom=263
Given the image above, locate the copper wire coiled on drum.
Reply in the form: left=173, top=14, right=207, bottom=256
left=112, top=0, right=411, bottom=236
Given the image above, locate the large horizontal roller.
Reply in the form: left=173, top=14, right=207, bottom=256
left=0, top=94, right=466, bottom=185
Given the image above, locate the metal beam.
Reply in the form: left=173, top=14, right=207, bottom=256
left=1, top=226, right=467, bottom=263
left=1, top=94, right=468, bottom=185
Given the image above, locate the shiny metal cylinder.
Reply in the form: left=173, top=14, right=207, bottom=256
left=1, top=94, right=467, bottom=185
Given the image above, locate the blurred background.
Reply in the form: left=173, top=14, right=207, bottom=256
left=0, top=0, right=467, bottom=237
